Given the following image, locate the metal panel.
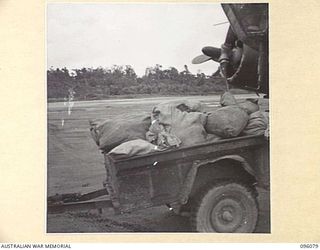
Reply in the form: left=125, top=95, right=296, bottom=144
left=117, top=169, right=153, bottom=212
left=112, top=136, right=266, bottom=171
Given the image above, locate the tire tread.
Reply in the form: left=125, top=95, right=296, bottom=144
left=190, top=180, right=258, bottom=233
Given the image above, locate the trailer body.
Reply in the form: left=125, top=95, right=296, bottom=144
left=48, top=135, right=269, bottom=232
left=104, top=135, right=269, bottom=213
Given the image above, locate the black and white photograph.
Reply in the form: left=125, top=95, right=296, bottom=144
left=47, top=3, right=270, bottom=233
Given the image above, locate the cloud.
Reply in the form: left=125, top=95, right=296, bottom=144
left=47, top=3, right=228, bottom=76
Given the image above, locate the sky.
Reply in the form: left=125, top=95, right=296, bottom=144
left=47, top=3, right=229, bottom=76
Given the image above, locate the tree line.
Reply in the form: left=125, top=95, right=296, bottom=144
left=47, top=64, right=229, bottom=101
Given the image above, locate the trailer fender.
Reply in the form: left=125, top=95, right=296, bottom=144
left=178, top=155, right=255, bottom=205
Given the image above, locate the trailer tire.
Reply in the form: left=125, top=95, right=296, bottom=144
left=191, top=182, right=258, bottom=233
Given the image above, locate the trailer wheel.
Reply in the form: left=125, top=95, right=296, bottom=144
left=191, top=182, right=258, bottom=233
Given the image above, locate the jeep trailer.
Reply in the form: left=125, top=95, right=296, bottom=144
left=47, top=134, right=269, bottom=233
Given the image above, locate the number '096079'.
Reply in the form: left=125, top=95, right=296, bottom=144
left=300, top=244, right=319, bottom=248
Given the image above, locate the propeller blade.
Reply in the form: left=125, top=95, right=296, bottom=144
left=202, top=46, right=221, bottom=62
left=192, top=54, right=211, bottom=64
